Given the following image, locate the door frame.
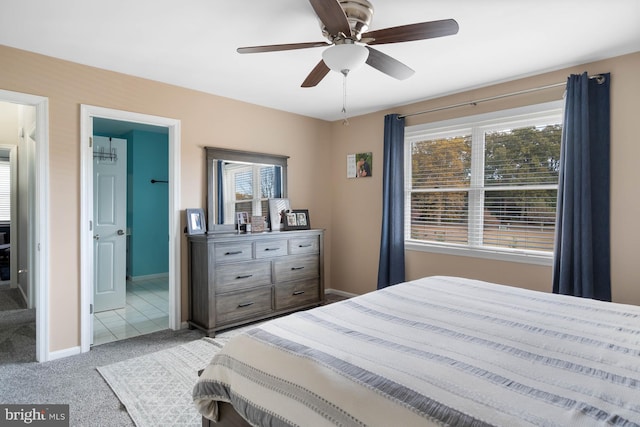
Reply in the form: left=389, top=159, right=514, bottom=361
left=0, top=89, right=50, bottom=362
left=80, top=105, right=181, bottom=353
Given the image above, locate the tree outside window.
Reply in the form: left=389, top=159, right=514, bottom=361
left=406, top=104, right=563, bottom=258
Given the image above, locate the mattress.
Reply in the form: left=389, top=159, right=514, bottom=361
left=193, top=276, right=640, bottom=426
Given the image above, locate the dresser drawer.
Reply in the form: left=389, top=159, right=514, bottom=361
left=275, top=278, right=320, bottom=310
left=215, top=261, right=271, bottom=293
left=214, top=241, right=253, bottom=263
left=273, top=255, right=318, bottom=283
left=289, top=236, right=320, bottom=255
left=255, top=239, right=288, bottom=259
left=216, top=287, right=273, bottom=325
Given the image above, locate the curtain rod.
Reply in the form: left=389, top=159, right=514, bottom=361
left=398, top=74, right=605, bottom=119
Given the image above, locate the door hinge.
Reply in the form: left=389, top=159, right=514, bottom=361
left=89, top=220, right=93, bottom=231
left=90, top=304, right=94, bottom=315
left=89, top=136, right=93, bottom=148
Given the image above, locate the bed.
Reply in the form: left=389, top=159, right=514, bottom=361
left=193, top=276, right=640, bottom=426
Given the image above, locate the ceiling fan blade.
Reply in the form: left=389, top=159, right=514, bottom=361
left=237, top=41, right=330, bottom=54
left=365, top=46, right=414, bottom=80
left=363, top=19, right=459, bottom=45
left=308, top=0, right=351, bottom=37
left=301, top=60, right=331, bottom=87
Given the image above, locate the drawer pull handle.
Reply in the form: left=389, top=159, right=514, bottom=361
left=238, top=302, right=254, bottom=308
left=264, top=248, right=280, bottom=251
left=236, top=274, right=253, bottom=279
left=293, top=290, right=305, bottom=296
left=225, top=250, right=243, bottom=255
left=298, top=244, right=312, bottom=248
left=291, top=266, right=305, bottom=271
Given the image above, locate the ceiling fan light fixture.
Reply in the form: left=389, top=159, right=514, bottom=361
left=322, top=43, right=369, bottom=74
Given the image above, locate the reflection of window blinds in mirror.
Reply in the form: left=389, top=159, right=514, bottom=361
left=0, top=160, right=10, bottom=221
left=260, top=166, right=275, bottom=198
left=225, top=162, right=281, bottom=222
left=234, top=169, right=253, bottom=200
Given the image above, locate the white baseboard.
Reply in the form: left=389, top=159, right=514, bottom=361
left=325, top=288, right=358, bottom=298
left=127, top=273, right=169, bottom=282
left=47, top=345, right=81, bottom=362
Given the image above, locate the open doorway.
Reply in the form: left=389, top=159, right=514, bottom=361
left=0, top=89, right=50, bottom=362
left=80, top=105, right=181, bottom=353
left=91, top=120, right=170, bottom=345
left=0, top=103, right=32, bottom=363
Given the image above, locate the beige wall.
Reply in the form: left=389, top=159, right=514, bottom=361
left=329, top=51, right=640, bottom=305
left=0, top=45, right=333, bottom=352
left=1, top=43, right=638, bottom=355
left=0, top=101, right=20, bottom=146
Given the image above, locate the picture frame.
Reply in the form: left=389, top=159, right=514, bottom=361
left=268, top=198, right=290, bottom=231
left=236, top=212, right=249, bottom=225
left=186, top=208, right=206, bottom=235
left=251, top=216, right=266, bottom=233
left=283, top=209, right=310, bottom=231
left=347, top=152, right=373, bottom=178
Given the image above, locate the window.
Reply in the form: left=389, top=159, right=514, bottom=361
left=223, top=162, right=280, bottom=223
left=405, top=102, right=563, bottom=264
left=0, top=159, right=10, bottom=222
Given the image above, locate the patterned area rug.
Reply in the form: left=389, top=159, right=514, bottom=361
left=97, top=337, right=222, bottom=426
left=97, top=323, right=263, bottom=427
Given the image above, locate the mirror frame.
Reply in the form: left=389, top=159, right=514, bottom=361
left=205, top=147, right=289, bottom=232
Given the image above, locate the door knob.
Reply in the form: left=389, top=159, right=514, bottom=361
left=94, top=234, right=100, bottom=240
left=117, top=229, right=125, bottom=236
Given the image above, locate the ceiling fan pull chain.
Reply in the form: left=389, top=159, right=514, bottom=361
left=342, top=70, right=350, bottom=126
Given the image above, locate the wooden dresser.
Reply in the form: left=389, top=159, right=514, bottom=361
left=187, top=229, right=324, bottom=336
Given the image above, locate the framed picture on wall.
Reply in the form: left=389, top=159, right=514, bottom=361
left=347, top=152, right=372, bottom=178
left=186, top=208, right=206, bottom=235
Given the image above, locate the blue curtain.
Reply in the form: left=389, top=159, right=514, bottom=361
left=377, top=114, right=406, bottom=289
left=217, top=160, right=224, bottom=224
left=552, top=73, right=611, bottom=301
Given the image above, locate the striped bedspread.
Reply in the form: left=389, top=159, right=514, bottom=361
left=193, top=276, right=640, bottom=426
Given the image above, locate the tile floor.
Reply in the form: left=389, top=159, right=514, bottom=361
left=93, top=277, right=169, bottom=346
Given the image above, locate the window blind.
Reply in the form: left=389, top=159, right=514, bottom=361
left=0, top=160, right=10, bottom=222
left=407, top=109, right=562, bottom=255
left=228, top=164, right=279, bottom=220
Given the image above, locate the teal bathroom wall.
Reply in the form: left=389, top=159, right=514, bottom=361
left=94, top=128, right=169, bottom=279
left=125, top=130, right=169, bottom=278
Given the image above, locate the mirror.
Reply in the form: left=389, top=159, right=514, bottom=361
left=206, top=147, right=288, bottom=232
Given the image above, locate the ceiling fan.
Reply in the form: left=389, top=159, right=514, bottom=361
left=237, top=0, right=459, bottom=87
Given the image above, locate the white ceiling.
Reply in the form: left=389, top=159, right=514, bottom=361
left=1, top=0, right=639, bottom=122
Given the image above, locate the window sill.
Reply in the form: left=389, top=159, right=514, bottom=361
left=405, top=240, right=553, bottom=266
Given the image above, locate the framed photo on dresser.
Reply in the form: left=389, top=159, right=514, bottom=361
left=186, top=208, right=206, bottom=234
left=283, top=209, right=310, bottom=231
left=268, top=198, right=290, bottom=231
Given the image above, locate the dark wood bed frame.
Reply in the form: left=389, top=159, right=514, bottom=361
left=201, top=402, right=250, bottom=427
left=197, top=370, right=251, bottom=427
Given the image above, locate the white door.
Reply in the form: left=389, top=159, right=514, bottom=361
left=93, top=136, right=127, bottom=312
